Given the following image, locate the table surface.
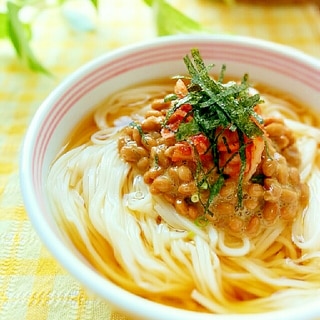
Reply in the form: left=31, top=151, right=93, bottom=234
left=1, top=1, right=320, bottom=319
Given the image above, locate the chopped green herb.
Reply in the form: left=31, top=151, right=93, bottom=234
left=129, top=121, right=146, bottom=143
left=176, top=119, right=200, bottom=141
left=187, top=230, right=195, bottom=239
left=166, top=48, right=265, bottom=215
left=164, top=93, right=178, bottom=102
left=250, top=174, right=265, bottom=184
left=183, top=49, right=264, bottom=139
left=236, top=131, right=247, bottom=207
left=200, top=181, right=208, bottom=190
left=154, top=154, right=160, bottom=169
left=206, top=174, right=225, bottom=214
left=194, top=215, right=209, bottom=227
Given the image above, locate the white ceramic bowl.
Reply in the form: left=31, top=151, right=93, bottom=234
left=20, top=35, right=320, bottom=320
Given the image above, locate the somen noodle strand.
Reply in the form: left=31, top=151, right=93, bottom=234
left=47, top=78, right=320, bottom=314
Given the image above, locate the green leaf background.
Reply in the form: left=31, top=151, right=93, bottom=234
left=1, top=0, right=231, bottom=74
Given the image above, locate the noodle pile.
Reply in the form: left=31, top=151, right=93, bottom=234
left=47, top=82, right=320, bottom=314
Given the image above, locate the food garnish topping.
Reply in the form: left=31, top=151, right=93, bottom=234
left=162, top=48, right=265, bottom=213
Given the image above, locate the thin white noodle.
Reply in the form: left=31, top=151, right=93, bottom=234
left=192, top=236, right=222, bottom=298
left=94, top=85, right=172, bottom=129
left=153, top=196, right=208, bottom=239
left=284, top=119, right=320, bottom=142
left=249, top=222, right=285, bottom=258
left=91, top=128, right=119, bottom=144
left=47, top=146, right=111, bottom=270
left=296, top=137, right=318, bottom=182
left=292, top=168, right=320, bottom=252
left=47, top=83, right=320, bottom=314
left=260, top=94, right=300, bottom=121
left=217, top=231, right=251, bottom=257
left=234, top=257, right=315, bottom=289
left=191, top=290, right=230, bottom=314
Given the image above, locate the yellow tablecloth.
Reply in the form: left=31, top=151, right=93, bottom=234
left=1, top=1, right=320, bottom=319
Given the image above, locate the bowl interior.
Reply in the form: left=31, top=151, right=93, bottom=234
left=20, top=35, right=320, bottom=320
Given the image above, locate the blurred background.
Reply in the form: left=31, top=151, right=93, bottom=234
left=1, top=0, right=320, bottom=78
